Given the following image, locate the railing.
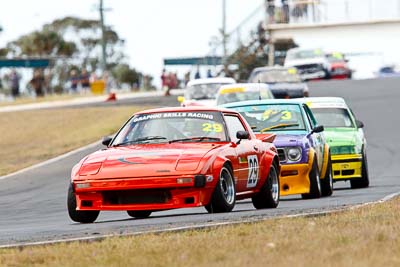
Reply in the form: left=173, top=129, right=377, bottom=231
left=267, top=0, right=400, bottom=25
left=209, top=0, right=400, bottom=58
left=288, top=0, right=400, bottom=24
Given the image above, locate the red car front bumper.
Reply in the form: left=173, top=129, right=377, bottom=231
left=73, top=176, right=215, bottom=211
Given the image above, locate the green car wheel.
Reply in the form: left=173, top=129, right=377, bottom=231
left=321, top=153, right=333, bottom=196
left=351, top=151, right=369, bottom=189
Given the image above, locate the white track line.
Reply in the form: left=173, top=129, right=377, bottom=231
left=1, top=190, right=399, bottom=249
left=0, top=141, right=100, bottom=181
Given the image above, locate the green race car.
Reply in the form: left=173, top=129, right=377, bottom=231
left=305, top=97, right=369, bottom=188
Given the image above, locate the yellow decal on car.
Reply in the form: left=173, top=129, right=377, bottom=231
left=202, top=123, right=223, bottom=133
left=262, top=109, right=275, bottom=120
left=332, top=52, right=344, bottom=59
left=262, top=110, right=292, bottom=120
left=281, top=111, right=292, bottom=120
left=314, top=49, right=322, bottom=55
left=220, top=87, right=245, bottom=94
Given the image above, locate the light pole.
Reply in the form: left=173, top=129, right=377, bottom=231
left=222, top=0, right=227, bottom=59
left=99, top=0, right=107, bottom=73
left=221, top=0, right=228, bottom=72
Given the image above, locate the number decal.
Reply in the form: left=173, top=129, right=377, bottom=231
left=202, top=123, right=211, bottom=132
left=262, top=110, right=292, bottom=121
left=262, top=110, right=274, bottom=120
left=213, top=123, right=223, bottom=133
left=202, top=123, right=223, bottom=133
left=247, top=155, right=259, bottom=188
left=281, top=111, right=292, bottom=120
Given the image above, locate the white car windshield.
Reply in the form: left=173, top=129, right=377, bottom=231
left=249, top=70, right=302, bottom=83
left=217, top=91, right=273, bottom=105
left=185, top=83, right=227, bottom=100
left=311, top=108, right=355, bottom=128
left=286, top=49, right=324, bottom=60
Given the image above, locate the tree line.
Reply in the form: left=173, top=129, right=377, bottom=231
left=0, top=16, right=149, bottom=93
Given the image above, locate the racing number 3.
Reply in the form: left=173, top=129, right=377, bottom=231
left=247, top=155, right=259, bottom=188
left=281, top=111, right=292, bottom=120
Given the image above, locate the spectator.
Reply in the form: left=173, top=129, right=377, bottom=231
left=69, top=69, right=79, bottom=93
left=10, top=70, right=20, bottom=98
left=266, top=0, right=275, bottom=24
left=164, top=72, right=177, bottom=96
left=29, top=69, right=45, bottom=97
left=207, top=69, right=213, bottom=78
left=80, top=68, right=91, bottom=94
left=281, top=0, right=289, bottom=23
left=171, top=72, right=178, bottom=89
left=195, top=67, right=201, bottom=79
left=184, top=71, right=190, bottom=87
left=161, top=69, right=167, bottom=90
left=103, top=71, right=115, bottom=93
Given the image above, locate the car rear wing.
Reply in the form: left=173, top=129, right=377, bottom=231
left=256, top=133, right=276, bottom=143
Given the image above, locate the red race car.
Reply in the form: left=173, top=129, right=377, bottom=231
left=68, top=107, right=280, bottom=223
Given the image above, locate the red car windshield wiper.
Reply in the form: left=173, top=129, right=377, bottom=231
left=169, top=136, right=221, bottom=143
left=113, top=136, right=167, bottom=147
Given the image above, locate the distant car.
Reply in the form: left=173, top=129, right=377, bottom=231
left=306, top=97, right=369, bottom=188
left=375, top=65, right=400, bottom=78
left=248, top=66, right=309, bottom=98
left=223, top=99, right=333, bottom=199
left=284, top=48, right=331, bottom=80
left=178, top=77, right=235, bottom=106
left=216, top=83, right=274, bottom=106
left=68, top=106, right=280, bottom=223
left=326, top=52, right=352, bottom=79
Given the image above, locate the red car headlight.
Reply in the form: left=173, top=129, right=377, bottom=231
left=79, top=162, right=102, bottom=176
left=175, top=159, right=201, bottom=171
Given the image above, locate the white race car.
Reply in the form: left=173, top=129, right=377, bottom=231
left=216, top=83, right=274, bottom=106
left=284, top=48, right=331, bottom=80
left=178, top=77, right=236, bottom=107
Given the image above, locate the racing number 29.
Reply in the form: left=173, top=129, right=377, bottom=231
left=247, top=155, right=259, bottom=188
left=202, top=123, right=223, bottom=133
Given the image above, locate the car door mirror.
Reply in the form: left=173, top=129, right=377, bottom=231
left=236, top=130, right=250, bottom=144
left=356, top=120, right=364, bottom=128
left=102, top=136, right=113, bottom=146
left=312, top=125, right=324, bottom=134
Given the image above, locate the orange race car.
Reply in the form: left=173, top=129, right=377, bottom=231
left=68, top=106, right=280, bottom=223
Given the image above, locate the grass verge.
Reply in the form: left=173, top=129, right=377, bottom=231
left=0, top=197, right=399, bottom=267
left=0, top=94, right=87, bottom=107
left=0, top=106, right=146, bottom=176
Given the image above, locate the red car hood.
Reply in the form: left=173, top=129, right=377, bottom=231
left=77, top=143, right=223, bottom=179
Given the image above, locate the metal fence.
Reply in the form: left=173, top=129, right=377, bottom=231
left=210, top=0, right=400, bottom=57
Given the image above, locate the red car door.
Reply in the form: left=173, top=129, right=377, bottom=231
left=224, top=114, right=261, bottom=193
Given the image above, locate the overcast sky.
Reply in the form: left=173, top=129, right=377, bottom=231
left=0, top=0, right=264, bottom=78
left=0, top=0, right=399, bottom=82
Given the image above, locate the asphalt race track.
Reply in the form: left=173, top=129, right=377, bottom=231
left=1, top=78, right=400, bottom=246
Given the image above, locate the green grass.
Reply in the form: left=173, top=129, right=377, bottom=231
left=0, top=106, right=147, bottom=176
left=0, top=197, right=399, bottom=266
